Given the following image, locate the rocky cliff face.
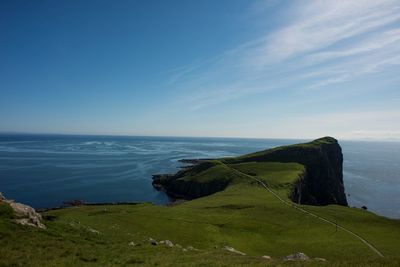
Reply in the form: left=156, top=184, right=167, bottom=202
left=225, top=137, right=348, bottom=206
left=152, top=161, right=235, bottom=199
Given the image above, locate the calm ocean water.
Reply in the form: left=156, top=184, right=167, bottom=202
left=0, top=134, right=399, bottom=219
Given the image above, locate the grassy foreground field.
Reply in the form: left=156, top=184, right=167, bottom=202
left=1, top=139, right=400, bottom=266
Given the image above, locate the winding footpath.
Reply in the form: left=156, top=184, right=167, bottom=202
left=224, top=163, right=385, bottom=258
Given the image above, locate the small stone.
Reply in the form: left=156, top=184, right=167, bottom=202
left=87, top=228, right=100, bottom=234
left=159, top=240, right=165, bottom=244
left=165, top=240, right=174, bottom=247
left=182, top=248, right=188, bottom=252
left=223, top=246, right=246, bottom=256
left=283, top=252, right=309, bottom=261
left=261, top=255, right=271, bottom=260
left=186, top=246, right=194, bottom=250
left=314, top=257, right=327, bottom=262
left=175, top=244, right=182, bottom=248
left=128, top=241, right=136, bottom=246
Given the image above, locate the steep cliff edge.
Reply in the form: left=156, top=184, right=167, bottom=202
left=153, top=137, right=348, bottom=206
left=225, top=136, right=347, bottom=206
left=152, top=161, right=239, bottom=199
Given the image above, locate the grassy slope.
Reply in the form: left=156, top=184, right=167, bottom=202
left=1, top=149, right=400, bottom=266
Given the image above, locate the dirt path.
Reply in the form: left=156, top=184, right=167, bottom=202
left=225, top=163, right=384, bottom=258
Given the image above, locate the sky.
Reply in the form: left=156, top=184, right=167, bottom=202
left=1, top=0, right=400, bottom=140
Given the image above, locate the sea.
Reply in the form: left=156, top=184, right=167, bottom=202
left=0, top=134, right=399, bottom=219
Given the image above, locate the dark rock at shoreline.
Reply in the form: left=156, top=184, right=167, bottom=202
left=63, top=200, right=84, bottom=206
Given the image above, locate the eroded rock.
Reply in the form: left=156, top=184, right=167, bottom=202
left=1, top=194, right=45, bottom=229
left=283, top=252, right=309, bottom=261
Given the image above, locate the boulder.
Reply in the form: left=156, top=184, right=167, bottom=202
left=283, top=252, right=309, bottom=261
left=2, top=194, right=45, bottom=229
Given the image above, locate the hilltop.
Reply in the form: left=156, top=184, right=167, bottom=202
left=1, top=137, right=400, bottom=266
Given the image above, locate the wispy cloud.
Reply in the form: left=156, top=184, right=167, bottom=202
left=260, top=0, right=400, bottom=63
left=168, top=0, right=400, bottom=109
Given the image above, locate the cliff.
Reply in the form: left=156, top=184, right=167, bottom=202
left=152, top=161, right=237, bottom=199
left=153, top=137, right=348, bottom=206
left=225, top=136, right=347, bottom=206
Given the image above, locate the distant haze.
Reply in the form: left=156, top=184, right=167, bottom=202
left=0, top=0, right=399, bottom=140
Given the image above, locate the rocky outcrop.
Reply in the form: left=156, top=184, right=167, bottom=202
left=152, top=161, right=234, bottom=200
left=0, top=192, right=46, bottom=229
left=153, top=137, right=347, bottom=207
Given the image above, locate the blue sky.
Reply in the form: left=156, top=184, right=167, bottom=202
left=1, top=0, right=399, bottom=140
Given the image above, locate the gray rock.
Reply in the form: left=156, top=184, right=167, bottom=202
left=223, top=246, right=246, bottom=256
left=4, top=198, right=46, bottom=229
left=87, top=227, right=100, bottom=234
left=283, top=252, right=310, bottom=261
left=314, top=257, right=327, bottom=262
left=261, top=255, right=271, bottom=260
left=165, top=240, right=174, bottom=247
left=128, top=241, right=136, bottom=246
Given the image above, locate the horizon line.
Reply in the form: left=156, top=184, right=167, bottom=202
left=0, top=131, right=399, bottom=143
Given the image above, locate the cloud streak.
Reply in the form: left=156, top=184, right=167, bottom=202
left=168, top=0, right=400, bottom=110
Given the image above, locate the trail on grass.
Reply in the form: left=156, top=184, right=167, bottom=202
left=224, top=163, right=384, bottom=258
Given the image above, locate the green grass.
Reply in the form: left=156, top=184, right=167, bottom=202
left=224, top=136, right=338, bottom=164
left=179, top=160, right=244, bottom=183
left=1, top=160, right=399, bottom=266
